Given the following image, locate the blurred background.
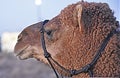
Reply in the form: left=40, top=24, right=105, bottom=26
left=0, top=0, right=119, bottom=78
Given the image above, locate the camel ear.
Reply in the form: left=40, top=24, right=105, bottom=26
left=74, top=4, right=83, bottom=32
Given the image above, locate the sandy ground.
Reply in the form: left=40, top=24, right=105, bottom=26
left=0, top=52, right=57, bottom=78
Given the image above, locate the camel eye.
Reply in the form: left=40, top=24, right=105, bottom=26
left=18, top=34, right=22, bottom=41
left=46, top=30, right=52, bottom=36
left=45, top=30, right=54, bottom=40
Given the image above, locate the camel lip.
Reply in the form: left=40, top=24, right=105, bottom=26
left=15, top=50, right=30, bottom=60
left=15, top=45, right=30, bottom=56
left=15, top=50, right=24, bottom=57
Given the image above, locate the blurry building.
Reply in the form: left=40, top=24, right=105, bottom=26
left=1, top=32, right=19, bottom=52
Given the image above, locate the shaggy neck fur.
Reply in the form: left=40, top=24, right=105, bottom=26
left=53, top=2, right=120, bottom=77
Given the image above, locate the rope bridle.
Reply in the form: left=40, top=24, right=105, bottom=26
left=40, top=20, right=119, bottom=78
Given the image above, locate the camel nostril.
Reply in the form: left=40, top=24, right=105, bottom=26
left=18, top=34, right=22, bottom=41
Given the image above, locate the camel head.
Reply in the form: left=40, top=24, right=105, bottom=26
left=14, top=22, right=45, bottom=61
left=14, top=1, right=119, bottom=77
left=14, top=17, right=65, bottom=63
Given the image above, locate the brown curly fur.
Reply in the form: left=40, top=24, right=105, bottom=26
left=50, top=2, right=120, bottom=77
left=14, top=1, right=120, bottom=78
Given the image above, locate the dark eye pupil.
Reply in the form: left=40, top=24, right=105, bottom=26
left=47, top=31, right=52, bottom=35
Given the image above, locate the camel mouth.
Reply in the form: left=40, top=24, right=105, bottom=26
left=16, top=49, right=24, bottom=56
left=15, top=50, right=31, bottom=60
left=15, top=45, right=33, bottom=60
left=16, top=50, right=33, bottom=60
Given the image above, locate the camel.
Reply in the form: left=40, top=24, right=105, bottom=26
left=14, top=1, right=120, bottom=78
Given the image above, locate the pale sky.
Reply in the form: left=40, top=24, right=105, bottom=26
left=0, top=0, right=119, bottom=35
